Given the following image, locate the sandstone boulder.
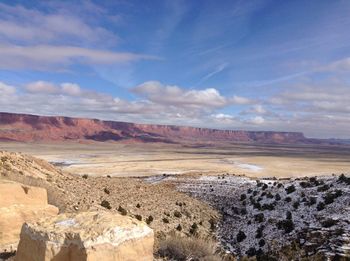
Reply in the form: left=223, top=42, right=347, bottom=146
left=15, top=211, right=154, bottom=261
left=0, top=180, right=58, bottom=253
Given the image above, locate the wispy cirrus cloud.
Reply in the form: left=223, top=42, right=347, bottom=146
left=0, top=2, right=157, bottom=71
left=0, top=44, right=157, bottom=70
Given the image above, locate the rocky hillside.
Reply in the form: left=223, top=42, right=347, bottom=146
left=173, top=174, right=350, bottom=260
left=0, top=151, right=219, bottom=247
left=0, top=112, right=309, bottom=144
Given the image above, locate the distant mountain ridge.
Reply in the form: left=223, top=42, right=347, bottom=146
left=0, top=112, right=332, bottom=145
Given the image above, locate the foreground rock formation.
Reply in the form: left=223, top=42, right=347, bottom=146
left=0, top=180, right=58, bottom=253
left=15, top=211, right=154, bottom=261
left=0, top=112, right=311, bottom=144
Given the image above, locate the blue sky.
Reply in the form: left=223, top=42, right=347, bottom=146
left=0, top=0, right=350, bottom=138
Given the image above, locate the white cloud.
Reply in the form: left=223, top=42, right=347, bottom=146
left=0, top=82, right=16, bottom=95
left=0, top=3, right=118, bottom=46
left=26, top=81, right=59, bottom=94
left=249, top=116, right=265, bottom=125
left=61, top=83, right=81, bottom=96
left=132, top=81, right=252, bottom=109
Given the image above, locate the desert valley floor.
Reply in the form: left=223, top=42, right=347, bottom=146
left=1, top=142, right=350, bottom=178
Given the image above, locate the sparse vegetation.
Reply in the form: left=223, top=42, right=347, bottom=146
left=237, top=230, right=246, bottom=242
left=100, top=200, right=111, bottom=209
left=117, top=205, right=127, bottom=215
left=285, top=185, right=296, bottom=194
left=146, top=215, right=154, bottom=225
left=174, top=210, right=182, bottom=218
left=157, top=234, right=221, bottom=261
left=189, top=222, right=198, bottom=235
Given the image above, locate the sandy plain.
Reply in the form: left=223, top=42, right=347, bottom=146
left=0, top=141, right=349, bottom=178
left=0, top=142, right=350, bottom=177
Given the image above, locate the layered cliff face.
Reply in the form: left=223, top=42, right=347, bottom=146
left=0, top=112, right=307, bottom=144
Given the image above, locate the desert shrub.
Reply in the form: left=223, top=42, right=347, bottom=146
left=308, top=197, right=317, bottom=206
left=253, top=202, right=262, bottom=210
left=174, top=210, right=182, bottom=218
left=162, top=217, right=169, bottom=223
left=241, top=208, right=247, bottom=215
left=176, top=224, right=182, bottom=231
left=292, top=201, right=300, bottom=209
left=259, top=239, right=266, bottom=247
left=323, top=192, right=335, bottom=205
left=157, top=234, right=221, bottom=261
left=317, top=184, right=329, bottom=192
left=338, top=174, right=350, bottom=185
left=277, top=183, right=283, bottom=188
left=209, top=218, right=216, bottom=230
left=334, top=189, right=343, bottom=197
left=285, top=197, right=292, bottom=202
left=277, top=219, right=294, bottom=233
left=299, top=181, right=311, bottom=188
left=136, top=203, right=141, bottom=208
left=262, top=184, right=268, bottom=190
left=106, top=175, right=111, bottom=178
left=285, top=185, right=296, bottom=194
left=262, top=203, right=275, bottom=211
left=82, top=174, right=88, bottom=179
left=256, top=226, right=264, bottom=238
left=253, top=190, right=258, bottom=196
left=275, top=193, right=281, bottom=201
left=266, top=192, right=274, bottom=199
left=246, top=247, right=257, bottom=257
left=175, top=201, right=183, bottom=207
left=117, top=205, right=127, bottom=215
left=240, top=194, right=247, bottom=201
left=135, top=214, right=142, bottom=221
left=103, top=188, right=110, bottom=194
left=286, top=211, right=292, bottom=220
left=189, top=223, right=198, bottom=235
left=317, top=202, right=325, bottom=211
left=321, top=218, right=338, bottom=228
left=247, top=188, right=253, bottom=194
left=237, top=230, right=246, bottom=242
left=254, top=213, right=265, bottom=223
left=309, top=177, right=317, bottom=182
left=146, top=215, right=153, bottom=225
left=100, top=200, right=111, bottom=210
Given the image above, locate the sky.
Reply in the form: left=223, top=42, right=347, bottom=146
left=0, top=0, right=350, bottom=138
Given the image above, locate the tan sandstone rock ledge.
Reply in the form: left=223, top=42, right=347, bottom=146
left=0, top=180, right=58, bottom=253
left=15, top=211, right=154, bottom=261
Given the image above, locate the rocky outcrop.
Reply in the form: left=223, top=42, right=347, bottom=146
left=0, top=180, right=58, bottom=253
left=15, top=211, right=154, bottom=261
left=0, top=112, right=309, bottom=144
